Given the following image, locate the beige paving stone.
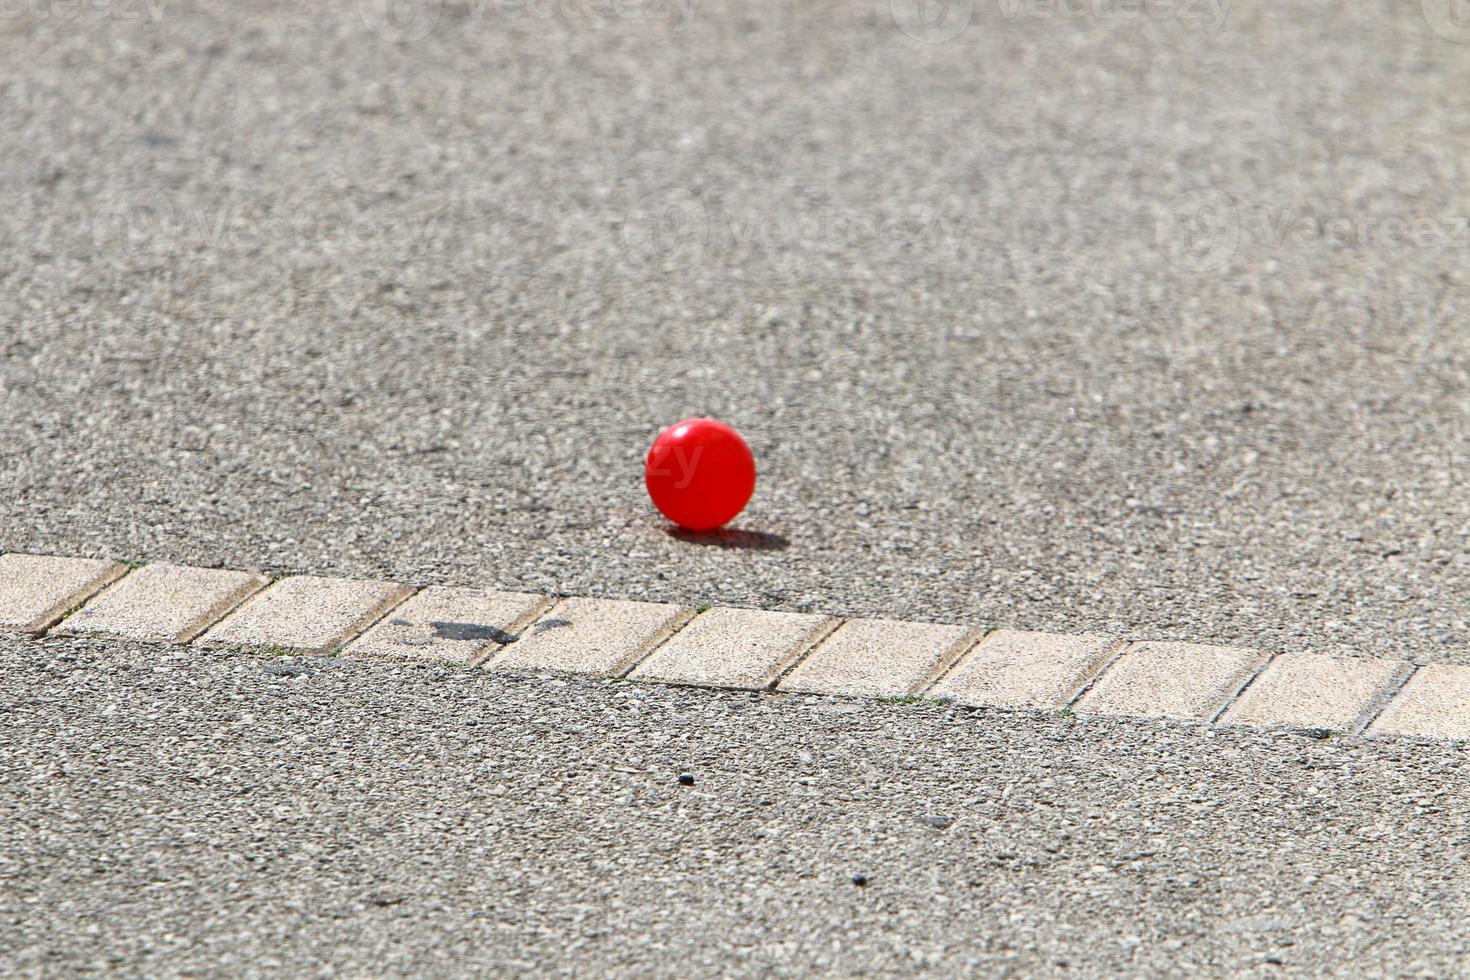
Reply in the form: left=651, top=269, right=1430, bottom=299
left=345, top=586, right=552, bottom=665
left=55, top=563, right=269, bottom=644
left=486, top=596, right=693, bottom=676
left=1075, top=640, right=1269, bottom=722
left=1368, top=665, right=1470, bottom=740
left=777, top=618, right=978, bottom=698
left=1218, top=652, right=1413, bottom=733
left=630, top=607, right=838, bottom=691
left=929, top=629, right=1121, bottom=710
left=197, top=575, right=413, bottom=655
left=0, top=553, right=128, bottom=635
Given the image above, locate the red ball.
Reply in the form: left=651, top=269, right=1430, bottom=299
left=645, top=418, right=756, bottom=531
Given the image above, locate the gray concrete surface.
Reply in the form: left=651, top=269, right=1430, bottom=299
left=0, top=554, right=126, bottom=635
left=344, top=585, right=551, bottom=664
left=630, top=606, right=838, bottom=689
left=54, top=562, right=269, bottom=644
left=779, top=617, right=977, bottom=698
left=1370, top=663, right=1470, bottom=739
left=1217, top=652, right=1413, bottom=734
left=488, top=595, right=693, bottom=675
left=1, top=0, right=1468, bottom=663
left=2, top=636, right=1469, bottom=977
left=1077, top=640, right=1268, bottom=720
left=198, top=575, right=413, bottom=655
left=931, top=628, right=1121, bottom=710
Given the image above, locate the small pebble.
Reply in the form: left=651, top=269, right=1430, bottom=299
left=851, top=874, right=869, bottom=887
left=677, top=773, right=695, bottom=786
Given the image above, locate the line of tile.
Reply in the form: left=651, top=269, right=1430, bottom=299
left=3, top=550, right=1468, bottom=743
left=1355, top=663, right=1422, bottom=736
left=1207, top=650, right=1279, bottom=725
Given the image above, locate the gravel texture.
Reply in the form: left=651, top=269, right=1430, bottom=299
left=2, top=1, right=1469, bottom=663
left=2, top=636, right=1469, bottom=977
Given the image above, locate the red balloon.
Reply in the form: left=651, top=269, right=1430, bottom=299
left=645, top=418, right=756, bottom=531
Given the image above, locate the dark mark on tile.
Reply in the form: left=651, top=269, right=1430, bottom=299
left=429, top=621, right=518, bottom=644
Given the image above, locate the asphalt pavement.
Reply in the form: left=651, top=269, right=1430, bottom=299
left=3, top=0, right=1470, bottom=974
left=3, top=636, right=1469, bottom=977
left=2, top=0, right=1469, bottom=660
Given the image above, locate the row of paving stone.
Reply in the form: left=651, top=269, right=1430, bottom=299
left=1, top=552, right=1467, bottom=741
